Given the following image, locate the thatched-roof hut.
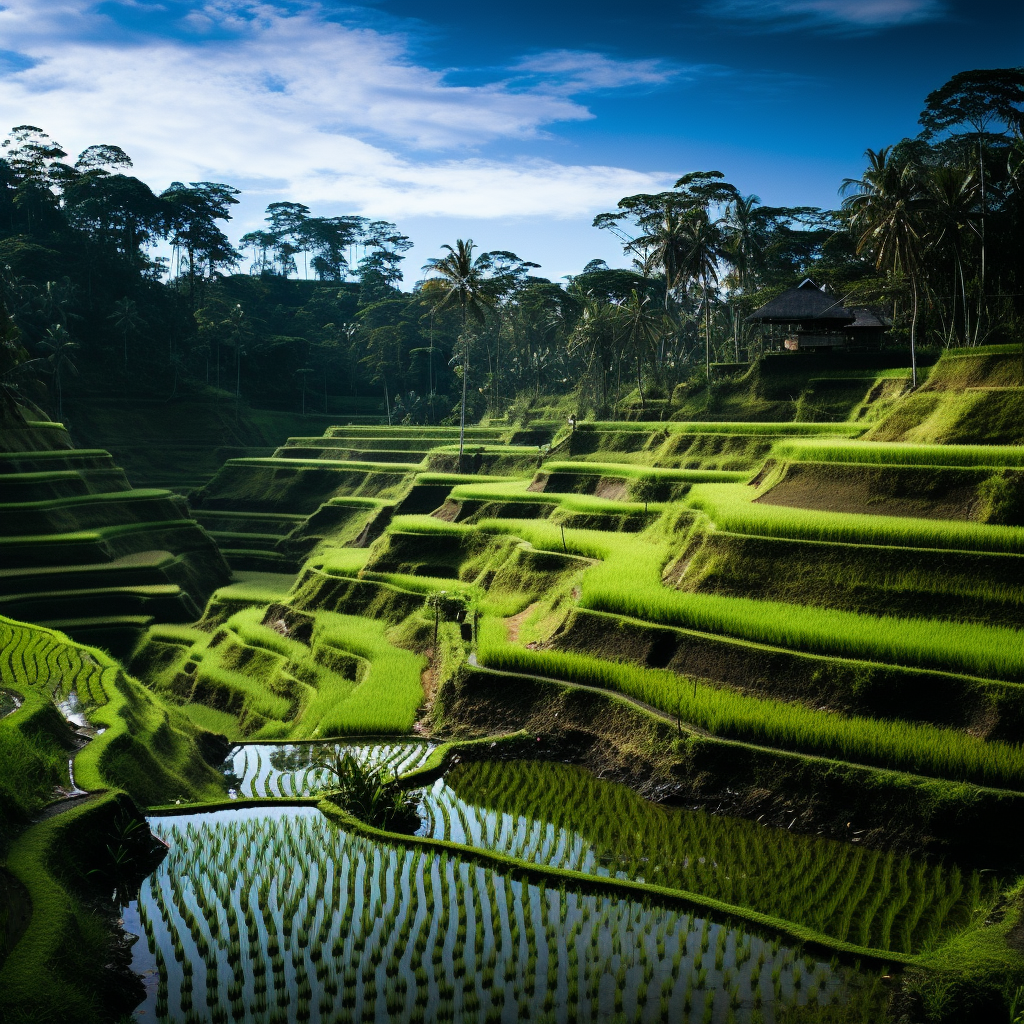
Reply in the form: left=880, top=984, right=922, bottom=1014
left=746, top=279, right=884, bottom=350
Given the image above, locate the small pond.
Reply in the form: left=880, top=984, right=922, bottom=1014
left=128, top=805, right=888, bottom=1023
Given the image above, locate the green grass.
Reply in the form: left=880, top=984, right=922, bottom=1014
left=578, top=421, right=866, bottom=435
left=686, top=482, right=1024, bottom=554
left=145, top=601, right=425, bottom=740
left=225, top=456, right=424, bottom=472
left=454, top=516, right=1024, bottom=681
left=478, top=616, right=1024, bottom=789
left=540, top=461, right=750, bottom=482
left=772, top=438, right=1024, bottom=468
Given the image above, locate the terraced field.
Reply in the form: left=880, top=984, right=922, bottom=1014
left=129, top=807, right=887, bottom=1024
left=0, top=421, right=230, bottom=654
left=3, top=344, right=1024, bottom=1023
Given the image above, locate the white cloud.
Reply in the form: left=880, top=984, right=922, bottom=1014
left=710, top=0, right=944, bottom=30
left=511, top=49, right=687, bottom=95
left=0, top=1, right=673, bottom=223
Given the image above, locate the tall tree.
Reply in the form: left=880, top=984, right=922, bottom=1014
left=161, top=181, right=241, bottom=310
left=677, top=209, right=725, bottom=378
left=108, top=297, right=145, bottom=373
left=843, top=147, right=928, bottom=386
left=919, top=68, right=1024, bottom=295
left=422, top=240, right=496, bottom=466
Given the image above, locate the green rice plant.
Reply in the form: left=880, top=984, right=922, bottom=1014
left=135, top=806, right=887, bottom=1024
left=772, top=437, right=1024, bottom=468
left=479, top=617, right=1024, bottom=787
left=580, top=421, right=865, bottom=436
left=541, top=461, right=750, bottom=483
left=686, top=481, right=1024, bottom=554
left=430, top=757, right=1001, bottom=955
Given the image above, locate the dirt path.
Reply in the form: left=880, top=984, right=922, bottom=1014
left=504, top=603, right=539, bottom=644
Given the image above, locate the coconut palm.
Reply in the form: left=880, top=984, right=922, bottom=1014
left=677, top=209, right=725, bottom=378
left=38, top=323, right=78, bottom=422
left=618, top=290, right=662, bottom=413
left=422, top=240, right=495, bottom=468
left=631, top=202, right=693, bottom=313
left=108, top=297, right=145, bottom=373
left=923, top=164, right=981, bottom=346
left=563, top=292, right=620, bottom=414
left=842, top=147, right=928, bottom=386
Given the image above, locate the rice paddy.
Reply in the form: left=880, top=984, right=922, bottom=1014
left=221, top=742, right=435, bottom=799
left=6, top=360, right=1024, bottom=1023
left=421, top=760, right=1000, bottom=956
left=478, top=619, right=1024, bottom=789
left=128, top=807, right=889, bottom=1023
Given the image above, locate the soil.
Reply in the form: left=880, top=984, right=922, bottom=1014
left=594, top=477, right=629, bottom=501
left=756, top=464, right=980, bottom=520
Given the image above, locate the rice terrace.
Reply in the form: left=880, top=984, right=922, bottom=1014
left=3, top=45, right=1024, bottom=1024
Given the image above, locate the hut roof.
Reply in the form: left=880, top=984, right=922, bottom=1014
left=745, top=279, right=855, bottom=324
left=847, top=307, right=889, bottom=329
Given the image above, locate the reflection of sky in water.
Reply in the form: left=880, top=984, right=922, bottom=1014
left=221, top=741, right=434, bottom=798
left=419, top=760, right=995, bottom=957
left=128, top=806, right=873, bottom=1024
left=0, top=689, right=21, bottom=719
left=419, top=776, right=635, bottom=881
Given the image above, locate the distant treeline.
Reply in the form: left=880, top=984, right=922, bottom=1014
left=0, top=67, right=1022, bottom=424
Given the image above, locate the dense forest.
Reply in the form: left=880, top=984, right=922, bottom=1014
left=1, top=67, right=1022, bottom=427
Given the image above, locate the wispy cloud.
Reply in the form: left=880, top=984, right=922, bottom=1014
left=709, top=0, right=945, bottom=32
left=511, top=49, right=698, bottom=95
left=0, top=1, right=673, bottom=223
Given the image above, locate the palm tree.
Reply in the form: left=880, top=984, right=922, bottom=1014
left=39, top=324, right=78, bottom=422
left=618, top=291, right=661, bottom=413
left=631, top=202, right=692, bottom=314
left=563, top=292, right=619, bottom=414
left=677, top=209, right=724, bottom=378
left=923, top=164, right=980, bottom=346
left=422, top=240, right=494, bottom=468
left=108, top=297, right=145, bottom=373
left=842, top=147, right=928, bottom=387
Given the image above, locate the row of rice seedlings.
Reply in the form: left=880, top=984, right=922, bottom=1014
left=771, top=437, right=1024, bottom=469
left=225, top=741, right=433, bottom=797
left=479, top=616, right=1024, bottom=789
left=686, top=481, right=1024, bottom=555
left=134, top=807, right=887, bottom=1022
left=424, top=760, right=997, bottom=955
left=0, top=617, right=112, bottom=708
left=467, top=515, right=1024, bottom=682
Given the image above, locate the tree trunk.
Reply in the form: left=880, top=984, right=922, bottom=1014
left=458, top=312, right=468, bottom=472
left=910, top=273, right=919, bottom=389
left=704, top=284, right=711, bottom=380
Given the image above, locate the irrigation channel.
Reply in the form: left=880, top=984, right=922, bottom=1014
left=126, top=743, right=897, bottom=1022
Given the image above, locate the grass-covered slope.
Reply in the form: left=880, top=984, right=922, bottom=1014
left=0, top=615, right=228, bottom=1023
left=0, top=415, right=230, bottom=653
left=864, top=345, right=1024, bottom=445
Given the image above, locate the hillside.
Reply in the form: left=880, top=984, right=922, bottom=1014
left=3, top=343, right=1024, bottom=1024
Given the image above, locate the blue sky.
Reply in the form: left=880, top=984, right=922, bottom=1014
left=0, top=0, right=1019, bottom=280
